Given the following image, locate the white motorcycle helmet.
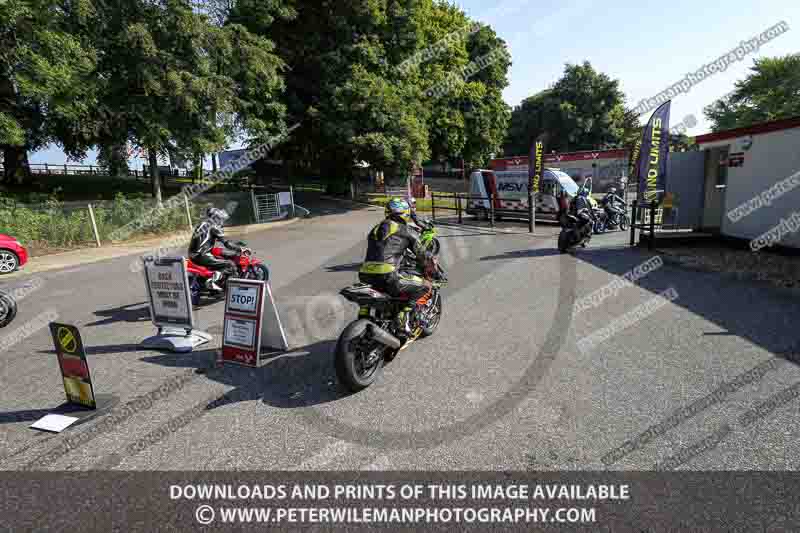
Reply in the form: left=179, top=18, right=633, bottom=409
left=405, top=194, right=417, bottom=213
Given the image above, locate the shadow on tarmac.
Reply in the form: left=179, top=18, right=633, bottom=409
left=570, top=245, right=800, bottom=359
left=138, top=339, right=350, bottom=410
left=38, top=342, right=144, bottom=356
left=0, top=394, right=119, bottom=426
left=87, top=301, right=151, bottom=327
left=324, top=262, right=362, bottom=273
left=479, top=248, right=563, bottom=261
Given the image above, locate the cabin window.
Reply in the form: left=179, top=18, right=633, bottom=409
left=716, top=148, right=729, bottom=186
left=541, top=179, right=557, bottom=196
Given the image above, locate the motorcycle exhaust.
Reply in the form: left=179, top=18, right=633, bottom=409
left=368, top=322, right=402, bottom=350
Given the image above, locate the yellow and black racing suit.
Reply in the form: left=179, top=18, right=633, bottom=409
left=358, top=216, right=432, bottom=303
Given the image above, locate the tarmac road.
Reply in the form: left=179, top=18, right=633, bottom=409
left=1, top=197, right=799, bottom=471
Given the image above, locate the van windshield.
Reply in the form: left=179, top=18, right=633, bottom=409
left=550, top=170, right=579, bottom=196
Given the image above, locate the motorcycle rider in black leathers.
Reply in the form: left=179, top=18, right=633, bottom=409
left=188, top=207, right=243, bottom=292
left=571, top=189, right=596, bottom=238
left=359, top=198, right=435, bottom=340
left=405, top=194, right=428, bottom=233
left=601, top=187, right=625, bottom=225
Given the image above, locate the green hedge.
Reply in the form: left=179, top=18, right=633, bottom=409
left=363, top=194, right=456, bottom=212
left=0, top=191, right=252, bottom=249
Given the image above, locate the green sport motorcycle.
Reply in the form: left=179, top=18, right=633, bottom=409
left=414, top=218, right=441, bottom=255
left=335, top=255, right=447, bottom=392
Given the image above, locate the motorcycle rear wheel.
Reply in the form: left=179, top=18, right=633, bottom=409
left=0, top=291, right=17, bottom=328
left=189, top=277, right=202, bottom=306
left=335, top=319, right=385, bottom=392
left=594, top=220, right=606, bottom=234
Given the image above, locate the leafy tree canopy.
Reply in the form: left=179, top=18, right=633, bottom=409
left=504, top=61, right=639, bottom=155
left=704, top=54, right=800, bottom=131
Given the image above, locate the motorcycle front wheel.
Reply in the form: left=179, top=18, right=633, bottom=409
left=558, top=231, right=570, bottom=253
left=335, top=319, right=385, bottom=392
left=247, top=264, right=270, bottom=282
left=620, top=215, right=630, bottom=231
left=420, top=293, right=443, bottom=337
left=0, top=291, right=17, bottom=328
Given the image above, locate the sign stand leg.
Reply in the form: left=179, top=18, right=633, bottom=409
left=30, top=394, right=120, bottom=433
left=141, top=327, right=212, bottom=353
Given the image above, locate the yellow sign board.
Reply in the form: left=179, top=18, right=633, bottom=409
left=49, top=323, right=96, bottom=409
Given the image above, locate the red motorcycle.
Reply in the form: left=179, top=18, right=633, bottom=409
left=186, top=240, right=269, bottom=305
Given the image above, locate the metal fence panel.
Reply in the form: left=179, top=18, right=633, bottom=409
left=252, top=192, right=282, bottom=222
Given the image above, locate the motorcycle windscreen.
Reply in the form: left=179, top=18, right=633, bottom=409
left=469, top=171, right=490, bottom=209
left=550, top=170, right=580, bottom=197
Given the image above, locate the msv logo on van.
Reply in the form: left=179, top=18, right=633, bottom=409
left=497, top=182, right=529, bottom=192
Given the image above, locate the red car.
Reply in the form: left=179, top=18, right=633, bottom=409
left=0, top=234, right=28, bottom=274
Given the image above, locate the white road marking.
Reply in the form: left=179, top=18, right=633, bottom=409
left=48, top=289, right=76, bottom=297
left=52, top=267, right=85, bottom=277
left=466, top=391, right=483, bottom=404
left=362, top=454, right=393, bottom=471
left=294, top=440, right=353, bottom=470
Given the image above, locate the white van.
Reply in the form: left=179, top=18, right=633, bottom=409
left=466, top=168, right=580, bottom=221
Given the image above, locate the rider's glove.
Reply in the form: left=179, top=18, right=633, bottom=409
left=424, top=257, right=439, bottom=279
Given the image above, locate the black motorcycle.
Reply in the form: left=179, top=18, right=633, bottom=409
left=558, top=213, right=593, bottom=253
left=335, top=255, right=447, bottom=392
left=0, top=290, right=17, bottom=328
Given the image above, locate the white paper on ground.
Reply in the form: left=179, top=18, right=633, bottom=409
left=30, top=414, right=79, bottom=433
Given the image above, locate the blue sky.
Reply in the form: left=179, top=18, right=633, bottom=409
left=31, top=0, right=799, bottom=165
left=462, top=0, right=798, bottom=131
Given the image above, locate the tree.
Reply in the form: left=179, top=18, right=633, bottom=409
left=83, top=0, right=287, bottom=204
left=234, top=0, right=509, bottom=185
left=704, top=54, right=800, bottom=131
left=233, top=0, right=431, bottom=185
left=7, top=0, right=507, bottom=192
left=420, top=11, right=511, bottom=169
left=504, top=62, right=637, bottom=155
left=394, top=3, right=511, bottom=170
left=97, top=144, right=129, bottom=177
left=669, top=133, right=696, bottom=152
left=0, top=0, right=97, bottom=184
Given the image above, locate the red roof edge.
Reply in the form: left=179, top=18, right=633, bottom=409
left=492, top=149, right=629, bottom=167
left=695, top=116, right=800, bottom=144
